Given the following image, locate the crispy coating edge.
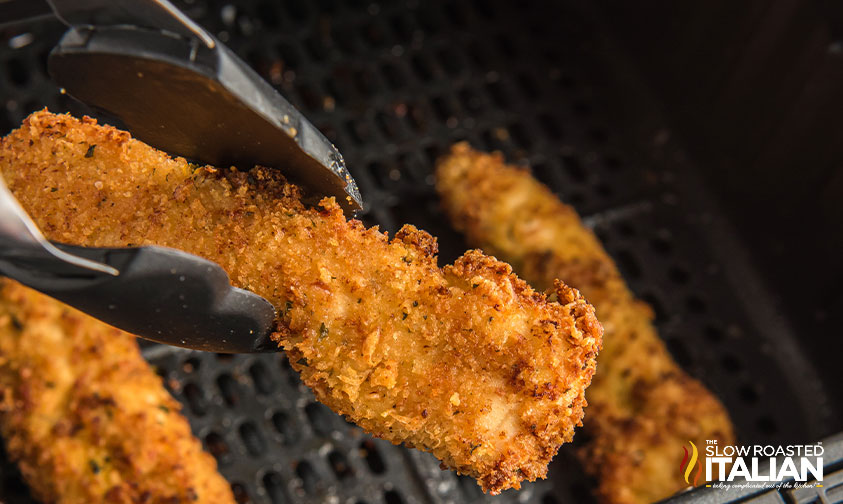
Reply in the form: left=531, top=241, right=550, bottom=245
left=0, top=280, right=234, bottom=504
left=0, top=111, right=604, bottom=494
left=435, top=143, right=736, bottom=504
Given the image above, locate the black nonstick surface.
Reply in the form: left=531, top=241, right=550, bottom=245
left=0, top=1, right=838, bottom=503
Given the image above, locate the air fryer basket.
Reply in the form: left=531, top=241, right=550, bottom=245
left=0, top=1, right=839, bottom=503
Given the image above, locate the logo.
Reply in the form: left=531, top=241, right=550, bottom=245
left=680, top=441, right=702, bottom=487
left=680, top=440, right=825, bottom=491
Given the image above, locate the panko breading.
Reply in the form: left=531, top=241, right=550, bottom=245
left=0, top=280, right=234, bottom=504
left=0, top=111, right=603, bottom=494
left=436, top=143, right=735, bottom=504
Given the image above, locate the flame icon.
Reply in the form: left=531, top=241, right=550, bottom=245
left=679, top=441, right=702, bottom=487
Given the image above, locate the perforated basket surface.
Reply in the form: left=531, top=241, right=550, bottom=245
left=0, top=1, right=838, bottom=503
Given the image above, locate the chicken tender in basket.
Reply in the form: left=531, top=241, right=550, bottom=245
left=436, top=143, right=735, bottom=504
left=0, top=111, right=603, bottom=494
left=0, top=279, right=235, bottom=503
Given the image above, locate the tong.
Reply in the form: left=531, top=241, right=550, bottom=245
left=0, top=0, right=363, bottom=353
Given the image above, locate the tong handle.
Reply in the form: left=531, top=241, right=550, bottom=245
left=7, top=244, right=278, bottom=353
left=46, top=0, right=215, bottom=48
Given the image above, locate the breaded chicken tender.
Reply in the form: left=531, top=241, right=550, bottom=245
left=0, top=111, right=603, bottom=494
left=0, top=280, right=234, bottom=503
left=436, top=143, right=735, bottom=504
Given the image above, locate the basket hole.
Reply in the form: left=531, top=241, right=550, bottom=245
left=284, top=1, right=308, bottom=22
left=182, top=357, right=200, bottom=374
left=605, top=155, right=622, bottom=171
left=183, top=382, right=208, bottom=416
left=471, top=0, right=495, bottom=19
left=315, top=0, right=338, bottom=12
left=332, top=26, right=357, bottom=55
left=362, top=21, right=388, bottom=48
left=381, top=62, right=406, bottom=89
left=485, top=80, right=511, bottom=108
left=457, top=474, right=484, bottom=499
left=306, top=402, right=336, bottom=436
left=517, top=72, right=540, bottom=98
left=366, top=161, right=389, bottom=188
left=323, top=79, right=347, bottom=106
left=443, top=2, right=469, bottom=27
left=296, top=461, right=320, bottom=494
left=651, top=231, right=673, bottom=254
left=249, top=361, right=275, bottom=395
left=538, top=114, right=563, bottom=139
left=561, top=154, right=586, bottom=182
left=155, top=365, right=168, bottom=384
left=508, top=123, right=531, bottom=149
left=436, top=47, right=462, bottom=76
left=216, top=373, right=240, bottom=407
left=278, top=354, right=292, bottom=371
left=238, top=421, right=266, bottom=456
left=283, top=362, right=303, bottom=388
left=481, top=129, right=508, bottom=151
left=404, top=103, right=426, bottom=133
left=467, top=41, right=492, bottom=70
left=457, top=87, right=483, bottom=113
left=568, top=191, right=585, bottom=206
left=305, top=37, right=329, bottom=61
left=639, top=292, right=666, bottom=323
left=589, top=128, right=609, bottom=144
left=686, top=295, right=707, bottom=313
left=390, top=15, right=413, bottom=42
left=721, top=354, right=743, bottom=373
left=205, top=432, right=230, bottom=462
left=397, top=152, right=424, bottom=179
left=376, top=111, right=403, bottom=140
left=704, top=325, right=724, bottom=343
left=410, top=53, right=435, bottom=82
left=572, top=99, right=592, bottom=117
left=276, top=43, right=301, bottom=71
left=384, top=490, right=404, bottom=504
left=666, top=338, right=692, bottom=368
left=271, top=411, right=296, bottom=445
left=416, top=5, right=440, bottom=31
left=595, top=182, right=613, bottom=197
left=262, top=472, right=287, bottom=504
left=615, top=250, right=642, bottom=279
left=542, top=494, right=560, bottom=504
left=256, top=2, right=280, bottom=29
left=231, top=482, right=251, bottom=503
left=296, top=84, right=323, bottom=111
left=360, top=440, right=386, bottom=474
left=616, top=222, right=636, bottom=237
left=1, top=470, right=27, bottom=491
left=668, top=266, right=690, bottom=285
left=5, top=58, right=28, bottom=87
left=353, top=70, right=377, bottom=96
left=531, top=162, right=555, bottom=189
left=328, top=450, right=353, bottom=479
left=347, top=120, right=372, bottom=145
left=423, top=144, right=442, bottom=166
left=431, top=96, right=457, bottom=122
left=559, top=73, right=576, bottom=89
left=497, top=36, right=518, bottom=58
left=756, top=416, right=778, bottom=435
left=739, top=385, right=759, bottom=404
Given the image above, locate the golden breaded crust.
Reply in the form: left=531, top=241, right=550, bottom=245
left=436, top=143, right=735, bottom=504
left=0, top=280, right=234, bottom=504
left=0, top=111, right=603, bottom=494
